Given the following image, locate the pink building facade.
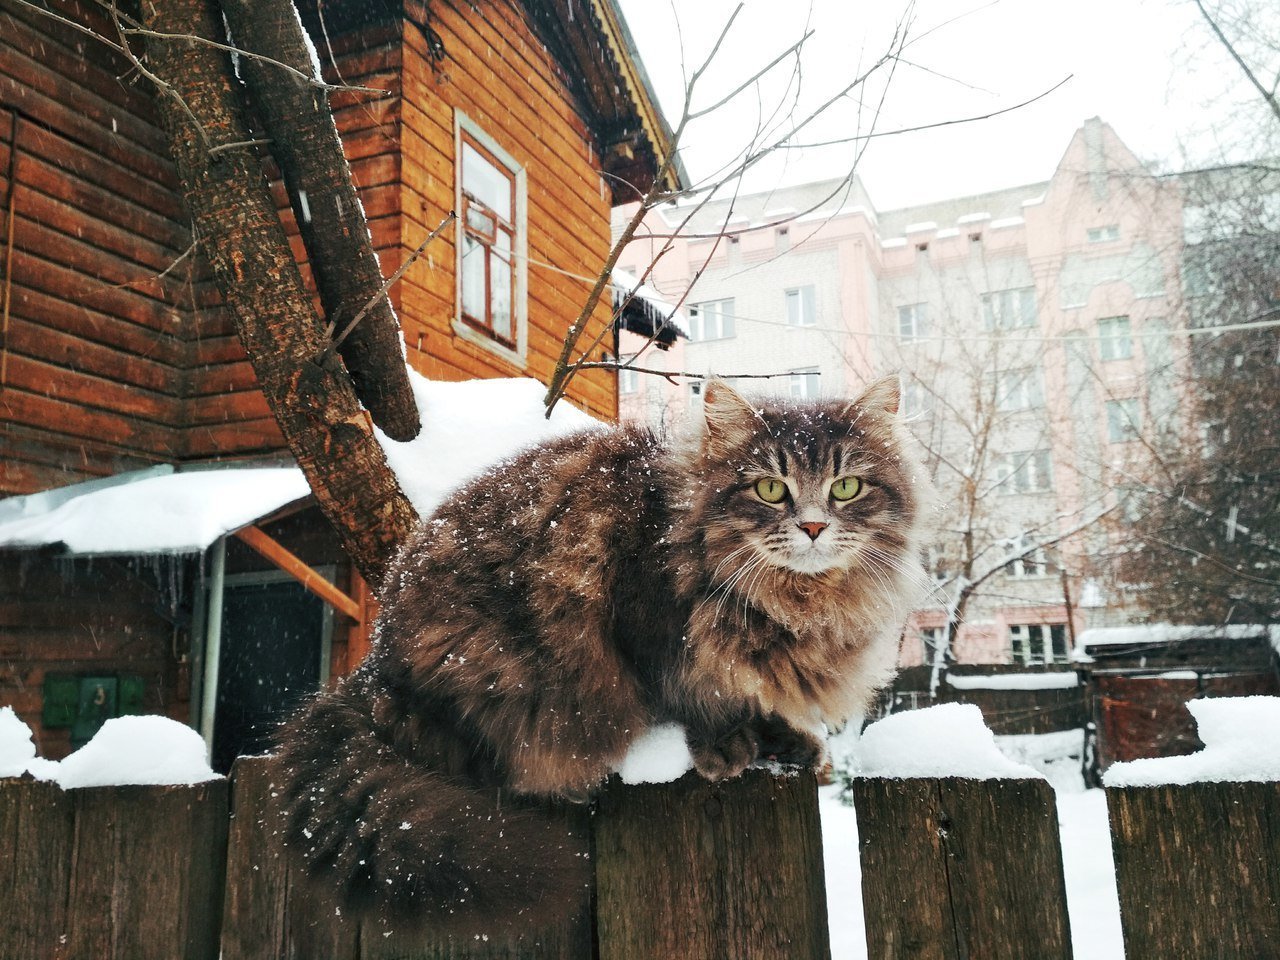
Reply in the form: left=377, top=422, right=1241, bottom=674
left=614, top=119, right=1192, bottom=668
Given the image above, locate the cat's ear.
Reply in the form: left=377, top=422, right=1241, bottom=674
left=851, top=375, right=901, bottom=416
left=701, top=378, right=757, bottom=452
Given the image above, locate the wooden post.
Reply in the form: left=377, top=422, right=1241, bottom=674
left=0, top=777, right=228, bottom=960
left=222, top=756, right=592, bottom=960
left=1106, top=782, right=1280, bottom=960
left=0, top=778, right=75, bottom=958
left=593, top=768, right=830, bottom=960
left=851, top=777, right=1073, bottom=960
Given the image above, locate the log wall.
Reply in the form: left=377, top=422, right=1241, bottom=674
left=0, top=0, right=621, bottom=498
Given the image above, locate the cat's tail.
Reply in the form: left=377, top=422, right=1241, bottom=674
left=269, top=678, right=590, bottom=936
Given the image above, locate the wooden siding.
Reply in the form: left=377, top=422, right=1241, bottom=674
left=0, top=551, right=192, bottom=760
left=0, top=0, right=193, bottom=493
left=398, top=0, right=618, bottom=420
left=0, top=0, right=621, bottom=498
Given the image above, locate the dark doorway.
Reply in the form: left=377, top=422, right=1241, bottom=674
left=211, top=576, right=330, bottom=774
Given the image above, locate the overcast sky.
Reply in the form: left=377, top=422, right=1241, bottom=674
left=617, top=0, right=1273, bottom=211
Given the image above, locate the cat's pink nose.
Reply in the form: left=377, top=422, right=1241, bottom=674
left=797, top=521, right=828, bottom=541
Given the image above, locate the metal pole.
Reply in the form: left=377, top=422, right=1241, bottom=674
left=199, top=536, right=227, bottom=759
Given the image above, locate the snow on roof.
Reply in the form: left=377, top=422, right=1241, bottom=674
left=850, top=703, right=1041, bottom=780
left=375, top=370, right=602, bottom=519
left=1075, top=623, right=1280, bottom=659
left=0, top=465, right=311, bottom=555
left=947, top=672, right=1080, bottom=691
left=1103, top=696, right=1280, bottom=786
left=0, top=370, right=602, bottom=556
left=610, top=267, right=689, bottom=339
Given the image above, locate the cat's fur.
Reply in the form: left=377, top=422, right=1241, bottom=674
left=271, top=376, right=930, bottom=933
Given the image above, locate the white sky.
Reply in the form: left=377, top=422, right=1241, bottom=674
left=618, top=0, right=1274, bottom=210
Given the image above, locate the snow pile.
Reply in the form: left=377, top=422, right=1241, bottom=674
left=851, top=704, right=1040, bottom=779
left=947, top=672, right=1079, bottom=690
left=0, top=713, right=217, bottom=788
left=0, top=467, right=311, bottom=554
left=0, top=706, right=37, bottom=778
left=615, top=724, right=694, bottom=784
left=995, top=729, right=1087, bottom=792
left=1104, top=696, right=1280, bottom=786
left=375, top=372, right=603, bottom=518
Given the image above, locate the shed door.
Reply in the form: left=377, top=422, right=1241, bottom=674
left=211, top=578, right=329, bottom=774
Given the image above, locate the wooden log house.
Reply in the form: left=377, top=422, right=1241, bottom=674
left=0, top=0, right=679, bottom=765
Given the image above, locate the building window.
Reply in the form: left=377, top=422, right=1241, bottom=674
left=994, top=366, right=1044, bottom=412
left=901, top=378, right=930, bottom=418
left=995, top=450, right=1053, bottom=493
left=1004, top=534, right=1054, bottom=578
left=1087, top=224, right=1121, bottom=243
left=1009, top=623, right=1069, bottom=664
left=786, top=367, right=821, bottom=400
left=1098, top=316, right=1133, bottom=360
left=1106, top=398, right=1141, bottom=442
left=785, top=286, right=816, bottom=327
left=982, top=287, right=1037, bottom=330
left=618, top=362, right=640, bottom=395
left=898, top=302, right=928, bottom=340
left=688, top=299, right=735, bottom=340
left=455, top=113, right=526, bottom=360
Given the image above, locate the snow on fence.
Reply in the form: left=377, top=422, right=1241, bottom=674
left=2, top=759, right=1278, bottom=960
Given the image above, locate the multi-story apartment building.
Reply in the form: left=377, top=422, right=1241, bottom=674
left=615, top=118, right=1192, bottom=669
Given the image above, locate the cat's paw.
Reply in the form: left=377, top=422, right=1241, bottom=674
left=689, top=724, right=761, bottom=781
left=755, top=716, right=825, bottom=769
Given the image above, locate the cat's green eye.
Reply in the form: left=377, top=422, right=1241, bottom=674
left=755, top=477, right=788, bottom=504
left=830, top=476, right=865, bottom=502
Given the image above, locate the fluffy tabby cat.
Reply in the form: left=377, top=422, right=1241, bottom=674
left=272, top=376, right=930, bottom=933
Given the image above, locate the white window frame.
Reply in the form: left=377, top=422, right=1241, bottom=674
left=1004, top=534, right=1053, bottom=578
left=1106, top=398, right=1141, bottom=442
left=786, top=367, right=821, bottom=400
left=1087, top=224, right=1121, bottom=243
left=898, top=302, right=928, bottom=340
left=785, top=286, right=816, bottom=327
left=995, top=450, right=1053, bottom=494
left=982, top=287, right=1038, bottom=330
left=1009, top=623, right=1069, bottom=665
left=688, top=298, right=735, bottom=341
left=994, top=366, right=1044, bottom=412
left=453, top=111, right=528, bottom=367
left=1098, top=316, right=1133, bottom=361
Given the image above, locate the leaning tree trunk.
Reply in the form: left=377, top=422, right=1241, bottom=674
left=220, top=0, right=421, bottom=442
left=140, top=0, right=418, bottom=589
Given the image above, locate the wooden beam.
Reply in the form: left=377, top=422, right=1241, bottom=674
left=233, top=525, right=362, bottom=622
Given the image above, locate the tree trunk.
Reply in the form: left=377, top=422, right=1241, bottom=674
left=140, top=0, right=418, bottom=589
left=220, top=0, right=422, bottom=442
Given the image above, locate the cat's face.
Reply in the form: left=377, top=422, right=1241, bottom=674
left=692, top=377, right=921, bottom=580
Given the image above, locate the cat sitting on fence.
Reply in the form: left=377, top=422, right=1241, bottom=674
left=271, top=376, right=931, bottom=934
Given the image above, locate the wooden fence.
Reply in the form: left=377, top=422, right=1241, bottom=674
left=2, top=759, right=1277, bottom=959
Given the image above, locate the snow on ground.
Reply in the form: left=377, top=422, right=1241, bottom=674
left=1104, top=695, right=1280, bottom=786
left=822, top=723, right=1124, bottom=960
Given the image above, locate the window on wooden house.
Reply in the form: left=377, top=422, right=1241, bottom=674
left=455, top=113, right=526, bottom=360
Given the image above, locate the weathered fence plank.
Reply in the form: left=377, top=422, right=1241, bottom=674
left=0, top=776, right=228, bottom=960
left=851, top=777, right=1073, bottom=960
left=223, top=756, right=593, bottom=960
left=1107, top=782, right=1280, bottom=960
left=0, top=778, right=75, bottom=958
left=593, top=768, right=830, bottom=960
